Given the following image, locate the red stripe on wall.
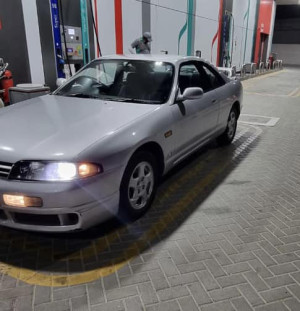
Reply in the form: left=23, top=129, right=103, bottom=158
left=0, top=19, right=2, bottom=30
left=254, top=0, right=274, bottom=64
left=114, top=0, right=123, bottom=54
left=216, top=0, right=224, bottom=66
left=211, top=32, right=218, bottom=63
left=94, top=0, right=100, bottom=57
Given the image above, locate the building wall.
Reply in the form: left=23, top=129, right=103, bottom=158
left=0, top=0, right=278, bottom=88
left=253, top=0, right=275, bottom=64
left=272, top=5, right=300, bottom=66
left=272, top=44, right=300, bottom=66
left=95, top=0, right=275, bottom=68
left=231, top=0, right=259, bottom=68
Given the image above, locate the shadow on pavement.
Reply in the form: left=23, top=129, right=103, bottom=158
left=0, top=124, right=261, bottom=285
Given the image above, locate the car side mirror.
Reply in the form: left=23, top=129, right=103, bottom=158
left=56, top=78, right=67, bottom=88
left=177, top=87, right=204, bottom=102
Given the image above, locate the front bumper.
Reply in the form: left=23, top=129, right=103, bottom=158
left=0, top=192, right=119, bottom=232
left=0, top=169, right=122, bottom=232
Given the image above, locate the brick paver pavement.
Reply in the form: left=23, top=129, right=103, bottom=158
left=1, top=68, right=300, bottom=310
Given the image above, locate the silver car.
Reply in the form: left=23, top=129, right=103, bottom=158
left=0, top=55, right=242, bottom=232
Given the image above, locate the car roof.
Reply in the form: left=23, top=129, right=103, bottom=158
left=97, top=54, right=209, bottom=65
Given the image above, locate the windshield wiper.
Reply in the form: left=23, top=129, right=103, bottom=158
left=99, top=96, right=160, bottom=104
left=64, top=93, right=100, bottom=99
left=115, top=98, right=150, bottom=103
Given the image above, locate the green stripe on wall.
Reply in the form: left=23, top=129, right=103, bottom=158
left=178, top=0, right=195, bottom=55
left=187, top=0, right=194, bottom=56
left=80, top=0, right=90, bottom=65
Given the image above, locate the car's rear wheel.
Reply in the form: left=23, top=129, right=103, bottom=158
left=217, top=107, right=238, bottom=145
left=119, top=151, right=158, bottom=221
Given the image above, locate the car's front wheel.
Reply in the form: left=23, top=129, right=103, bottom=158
left=119, top=151, right=158, bottom=222
left=217, top=107, right=238, bottom=146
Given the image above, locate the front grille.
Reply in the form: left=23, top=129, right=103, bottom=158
left=0, top=210, right=7, bottom=220
left=14, top=213, right=61, bottom=226
left=0, top=161, right=13, bottom=179
left=12, top=213, right=79, bottom=227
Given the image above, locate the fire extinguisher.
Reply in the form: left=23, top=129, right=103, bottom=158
left=0, top=59, right=14, bottom=106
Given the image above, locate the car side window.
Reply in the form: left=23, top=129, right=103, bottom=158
left=201, top=64, right=225, bottom=91
left=178, top=63, right=199, bottom=94
left=179, top=62, right=216, bottom=94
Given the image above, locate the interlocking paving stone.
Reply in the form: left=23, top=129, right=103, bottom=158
left=255, top=301, right=289, bottom=311
left=71, top=295, right=89, bottom=311
left=243, top=271, right=269, bottom=291
left=264, top=275, right=295, bottom=288
left=156, top=285, right=189, bottom=301
left=238, top=284, right=265, bottom=307
left=248, top=259, right=273, bottom=278
left=210, top=249, right=232, bottom=266
left=196, top=270, right=220, bottom=291
left=168, top=272, right=198, bottom=287
left=201, top=301, right=235, bottom=311
left=35, top=299, right=70, bottom=311
left=106, top=285, right=138, bottom=301
left=138, top=282, right=159, bottom=305
left=0, top=286, right=33, bottom=300
left=283, top=297, right=300, bottom=311
left=148, top=269, right=169, bottom=290
left=259, top=287, right=292, bottom=303
left=157, top=257, right=179, bottom=277
left=204, top=258, right=226, bottom=278
left=231, top=297, right=253, bottom=311
left=119, top=272, right=149, bottom=286
left=34, top=286, right=51, bottom=305
left=287, top=283, right=300, bottom=300
left=188, top=282, right=212, bottom=305
left=178, top=296, right=199, bottom=311
left=208, top=287, right=241, bottom=302
left=177, top=261, right=206, bottom=274
left=14, top=295, right=33, bottom=311
left=216, top=274, right=247, bottom=288
left=91, top=300, right=125, bottom=311
left=0, top=300, right=13, bottom=311
left=145, top=300, right=181, bottom=311
left=87, top=280, right=105, bottom=305
left=125, top=296, right=144, bottom=311
left=269, top=263, right=298, bottom=275
left=53, top=285, right=86, bottom=301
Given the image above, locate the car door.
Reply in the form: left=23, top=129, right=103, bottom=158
left=171, top=61, right=219, bottom=162
left=200, top=62, right=232, bottom=134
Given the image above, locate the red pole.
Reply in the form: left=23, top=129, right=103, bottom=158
left=114, top=0, right=123, bottom=54
left=216, top=0, right=224, bottom=66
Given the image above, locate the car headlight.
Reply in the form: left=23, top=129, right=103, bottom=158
left=9, top=161, right=102, bottom=181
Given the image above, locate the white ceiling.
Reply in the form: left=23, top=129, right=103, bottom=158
left=276, top=0, right=300, bottom=5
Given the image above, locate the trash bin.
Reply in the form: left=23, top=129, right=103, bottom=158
left=9, top=83, right=50, bottom=105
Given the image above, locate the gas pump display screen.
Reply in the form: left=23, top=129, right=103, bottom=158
left=68, top=29, right=75, bottom=35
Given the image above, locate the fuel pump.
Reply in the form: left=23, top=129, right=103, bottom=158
left=61, top=26, right=84, bottom=75
left=50, top=0, right=65, bottom=78
left=50, top=0, right=90, bottom=80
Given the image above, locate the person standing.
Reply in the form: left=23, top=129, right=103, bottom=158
left=130, top=32, right=152, bottom=54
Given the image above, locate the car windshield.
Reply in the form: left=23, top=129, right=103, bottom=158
left=54, top=59, right=175, bottom=104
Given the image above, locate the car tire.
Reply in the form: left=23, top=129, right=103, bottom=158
left=217, top=107, right=238, bottom=146
left=119, top=151, right=158, bottom=222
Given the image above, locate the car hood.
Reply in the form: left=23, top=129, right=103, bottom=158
left=0, top=95, right=158, bottom=163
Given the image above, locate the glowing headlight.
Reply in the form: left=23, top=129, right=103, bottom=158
left=9, top=161, right=101, bottom=181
